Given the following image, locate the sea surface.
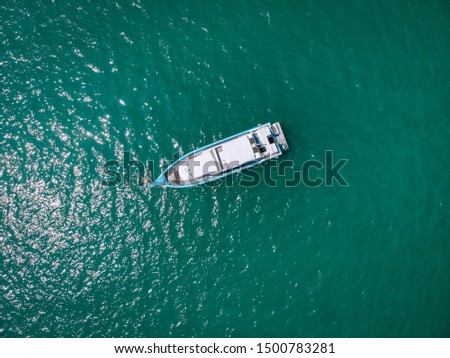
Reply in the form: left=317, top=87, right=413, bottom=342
left=1, top=0, right=450, bottom=337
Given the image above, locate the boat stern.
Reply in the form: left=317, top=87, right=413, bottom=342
left=271, top=122, right=289, bottom=152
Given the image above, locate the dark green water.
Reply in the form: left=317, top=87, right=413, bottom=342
left=1, top=0, right=450, bottom=337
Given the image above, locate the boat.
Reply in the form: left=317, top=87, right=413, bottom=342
left=149, top=122, right=289, bottom=188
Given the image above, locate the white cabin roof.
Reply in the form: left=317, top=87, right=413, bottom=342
left=178, top=150, right=219, bottom=181
left=219, top=136, right=255, bottom=167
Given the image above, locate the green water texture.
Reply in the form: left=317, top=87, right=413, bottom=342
left=1, top=0, right=450, bottom=337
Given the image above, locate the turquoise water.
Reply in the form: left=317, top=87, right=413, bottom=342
left=1, top=0, right=450, bottom=337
